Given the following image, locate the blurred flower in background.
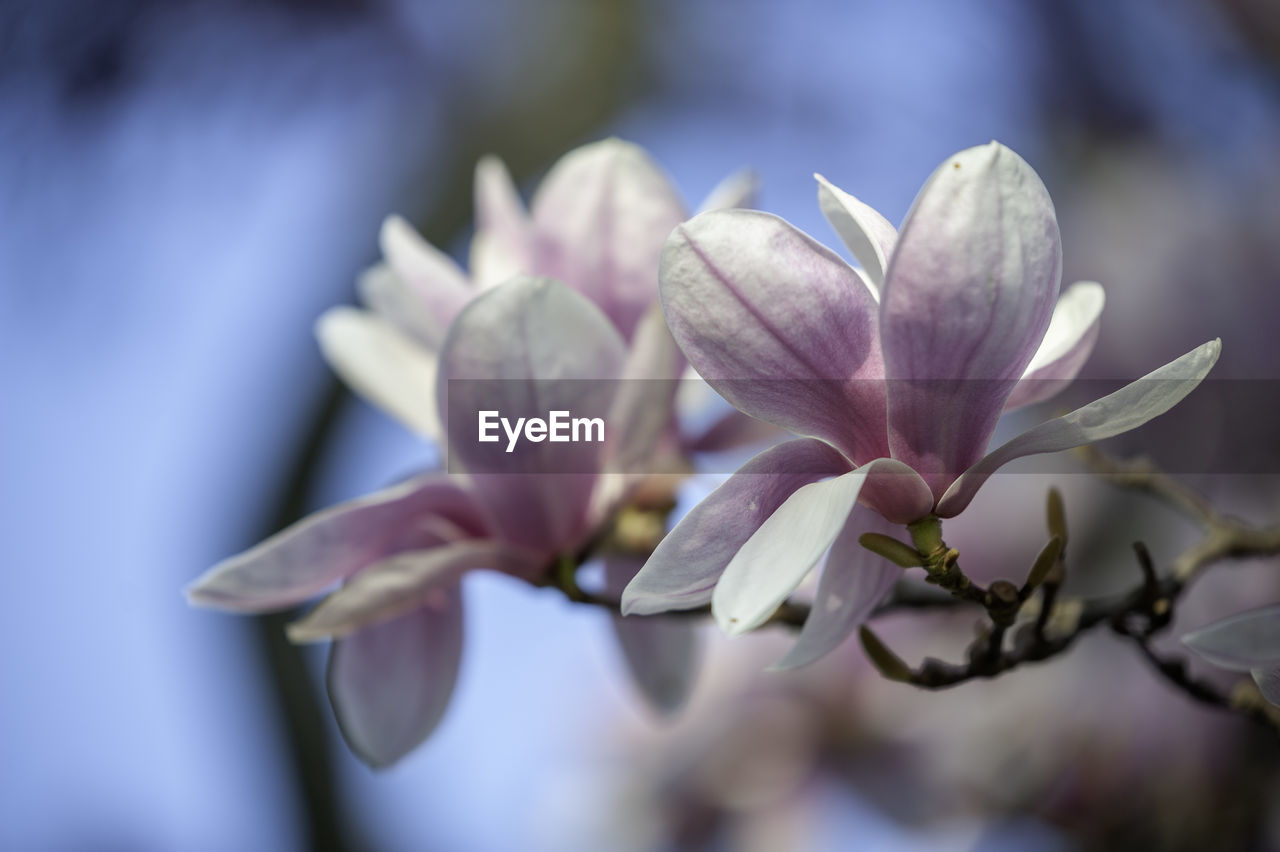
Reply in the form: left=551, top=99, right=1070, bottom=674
left=4, top=0, right=1280, bottom=850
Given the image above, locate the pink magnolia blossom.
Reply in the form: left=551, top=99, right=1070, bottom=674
left=316, top=137, right=758, bottom=448
left=624, top=142, right=1219, bottom=668
left=188, top=140, right=756, bottom=766
left=190, top=277, right=690, bottom=766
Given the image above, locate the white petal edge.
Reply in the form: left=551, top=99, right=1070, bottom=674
left=471, top=156, right=532, bottom=289
left=1182, top=603, right=1280, bottom=670
left=287, top=540, right=539, bottom=642
left=1005, top=281, right=1105, bottom=411
left=380, top=216, right=470, bottom=300
left=1253, top=667, right=1280, bottom=705
left=605, top=557, right=701, bottom=716
left=327, top=591, right=464, bottom=768
left=184, top=475, right=478, bottom=613
left=621, top=438, right=852, bottom=616
left=357, top=262, right=443, bottom=350
left=696, top=169, right=760, bottom=214
left=604, top=301, right=684, bottom=472
left=815, top=173, right=897, bottom=293
left=1023, top=282, right=1105, bottom=374
left=317, top=307, right=441, bottom=440
left=771, top=508, right=902, bottom=670
left=938, top=339, right=1221, bottom=517
left=712, top=467, right=871, bottom=636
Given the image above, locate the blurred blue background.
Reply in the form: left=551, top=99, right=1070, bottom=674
left=4, top=1, right=1280, bottom=849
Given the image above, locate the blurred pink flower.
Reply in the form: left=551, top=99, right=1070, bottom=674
left=190, top=277, right=696, bottom=766
left=315, top=137, right=758, bottom=448
left=187, top=137, right=759, bottom=766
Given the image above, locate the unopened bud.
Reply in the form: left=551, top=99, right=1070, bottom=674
left=1022, top=536, right=1063, bottom=598
left=859, top=533, right=924, bottom=568
left=1046, top=488, right=1067, bottom=545
left=859, top=625, right=913, bottom=683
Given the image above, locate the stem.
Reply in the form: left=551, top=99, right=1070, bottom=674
left=551, top=451, right=1280, bottom=736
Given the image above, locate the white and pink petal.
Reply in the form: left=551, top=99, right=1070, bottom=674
left=881, top=142, right=1062, bottom=497
left=530, top=138, right=687, bottom=340
left=814, top=173, right=897, bottom=292
left=286, top=540, right=539, bottom=641
left=186, top=475, right=486, bottom=613
left=437, top=276, right=626, bottom=553
left=695, top=169, right=760, bottom=214
left=660, top=209, right=889, bottom=465
left=938, top=339, right=1221, bottom=517
left=622, top=438, right=852, bottom=615
left=1182, top=604, right=1280, bottom=671
left=603, top=302, right=685, bottom=474
left=316, top=307, right=442, bottom=440
left=377, top=215, right=473, bottom=344
left=771, top=507, right=903, bottom=670
left=605, top=557, right=700, bottom=716
left=711, top=459, right=908, bottom=636
left=1005, top=281, right=1105, bottom=411
left=471, top=156, right=534, bottom=289
left=327, top=589, right=464, bottom=768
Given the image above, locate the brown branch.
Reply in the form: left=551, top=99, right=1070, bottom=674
left=1115, top=628, right=1280, bottom=735
left=553, top=452, right=1280, bottom=736
left=1077, top=445, right=1280, bottom=582
left=546, top=573, right=961, bottom=626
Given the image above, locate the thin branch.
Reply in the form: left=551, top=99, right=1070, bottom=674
left=1077, top=445, right=1221, bottom=526
left=546, top=577, right=961, bottom=626
left=1078, top=445, right=1280, bottom=582
left=552, top=452, right=1280, bottom=736
left=1115, top=630, right=1280, bottom=736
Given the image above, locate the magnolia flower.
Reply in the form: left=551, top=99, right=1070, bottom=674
left=624, top=142, right=1220, bottom=668
left=189, top=277, right=696, bottom=766
left=317, top=137, right=760, bottom=448
left=189, top=141, right=758, bottom=766
left=1183, top=605, right=1280, bottom=705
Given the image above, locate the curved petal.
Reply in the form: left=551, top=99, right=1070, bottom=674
left=605, top=557, right=700, bottom=716
left=357, top=263, right=443, bottom=351
left=772, top=507, right=902, bottom=670
left=660, top=209, right=889, bottom=465
left=287, top=540, right=539, bottom=641
left=470, top=233, right=525, bottom=292
left=316, top=307, right=441, bottom=440
left=1005, top=281, right=1105, bottom=411
left=814, top=173, right=897, bottom=293
left=378, top=215, right=473, bottom=344
left=186, top=476, right=486, bottom=613
left=327, top=589, right=463, bottom=768
left=471, top=156, right=533, bottom=289
left=530, top=138, right=687, bottom=340
left=712, top=459, right=905, bottom=635
left=1182, top=604, right=1280, bottom=671
left=1253, top=667, right=1280, bottom=705
left=856, top=458, right=935, bottom=524
left=938, top=339, right=1221, bottom=517
left=604, top=302, right=685, bottom=473
left=695, top=169, right=760, bottom=214
left=437, top=276, right=627, bottom=552
left=882, top=142, right=1062, bottom=498
left=622, top=438, right=852, bottom=615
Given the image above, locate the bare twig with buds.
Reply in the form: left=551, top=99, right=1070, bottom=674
left=548, top=453, right=1280, bottom=734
